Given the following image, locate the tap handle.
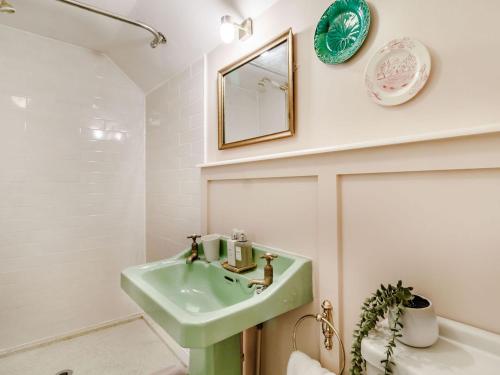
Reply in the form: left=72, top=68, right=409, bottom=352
left=260, top=252, right=278, bottom=265
left=187, top=234, right=201, bottom=243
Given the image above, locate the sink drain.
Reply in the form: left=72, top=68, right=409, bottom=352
left=55, top=370, right=73, bottom=375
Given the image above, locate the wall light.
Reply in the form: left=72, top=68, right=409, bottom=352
left=220, top=15, right=253, bottom=44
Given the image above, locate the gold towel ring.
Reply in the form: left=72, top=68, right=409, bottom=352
left=292, top=301, right=346, bottom=375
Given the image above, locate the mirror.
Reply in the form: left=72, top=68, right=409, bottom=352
left=218, top=29, right=294, bottom=149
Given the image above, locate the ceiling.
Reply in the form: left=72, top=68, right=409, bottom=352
left=0, top=0, right=279, bottom=92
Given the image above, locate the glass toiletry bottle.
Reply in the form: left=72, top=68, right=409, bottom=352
left=235, top=232, right=253, bottom=269
left=227, top=229, right=239, bottom=267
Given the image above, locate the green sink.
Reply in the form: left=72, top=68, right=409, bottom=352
left=121, top=239, right=313, bottom=375
left=141, top=261, right=253, bottom=313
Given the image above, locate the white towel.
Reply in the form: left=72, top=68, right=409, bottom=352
left=287, top=350, right=336, bottom=375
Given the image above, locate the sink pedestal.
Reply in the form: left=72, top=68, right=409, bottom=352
left=189, top=334, right=241, bottom=375
left=121, top=243, right=313, bottom=375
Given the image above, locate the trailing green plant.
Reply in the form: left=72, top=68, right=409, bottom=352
left=350, top=281, right=414, bottom=375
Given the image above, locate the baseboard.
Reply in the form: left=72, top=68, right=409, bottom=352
left=142, top=314, right=190, bottom=366
left=0, top=312, right=190, bottom=367
left=0, top=313, right=142, bottom=358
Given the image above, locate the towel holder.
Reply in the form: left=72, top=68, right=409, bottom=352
left=292, top=300, right=345, bottom=375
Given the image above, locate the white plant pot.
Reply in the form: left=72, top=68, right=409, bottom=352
left=390, top=296, right=439, bottom=348
left=391, top=295, right=439, bottom=348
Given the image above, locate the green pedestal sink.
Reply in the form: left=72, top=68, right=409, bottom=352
left=121, top=239, right=312, bottom=375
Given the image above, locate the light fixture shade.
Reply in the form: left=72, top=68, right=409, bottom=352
left=220, top=14, right=253, bottom=43
left=220, top=21, right=235, bottom=44
left=220, top=16, right=236, bottom=43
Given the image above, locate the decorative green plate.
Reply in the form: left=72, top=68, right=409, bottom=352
left=314, top=0, right=371, bottom=64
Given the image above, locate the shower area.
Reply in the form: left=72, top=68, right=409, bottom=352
left=0, top=1, right=186, bottom=373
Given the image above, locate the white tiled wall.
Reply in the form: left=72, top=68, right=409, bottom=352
left=0, top=25, right=145, bottom=350
left=146, top=60, right=204, bottom=261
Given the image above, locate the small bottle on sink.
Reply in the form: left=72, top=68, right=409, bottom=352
left=227, top=229, right=240, bottom=267
left=235, top=232, right=253, bottom=269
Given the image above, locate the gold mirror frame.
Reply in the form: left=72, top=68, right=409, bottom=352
left=218, top=29, right=295, bottom=150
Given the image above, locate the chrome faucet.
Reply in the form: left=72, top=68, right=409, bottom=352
left=248, top=253, right=278, bottom=289
left=186, top=234, right=201, bottom=264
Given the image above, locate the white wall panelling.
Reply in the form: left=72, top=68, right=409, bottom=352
left=340, top=168, right=500, bottom=358
left=201, top=132, right=500, bottom=374
left=0, top=25, right=145, bottom=351
left=207, top=176, right=320, bottom=374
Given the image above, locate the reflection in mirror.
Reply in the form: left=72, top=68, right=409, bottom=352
left=218, top=29, right=294, bottom=149
left=224, top=41, right=289, bottom=143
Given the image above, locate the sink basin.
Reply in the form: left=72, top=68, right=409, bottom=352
left=121, top=239, right=313, bottom=375
left=121, top=240, right=312, bottom=348
left=141, top=262, right=253, bottom=313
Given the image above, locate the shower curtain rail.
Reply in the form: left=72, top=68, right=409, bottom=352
left=54, top=0, right=166, bottom=48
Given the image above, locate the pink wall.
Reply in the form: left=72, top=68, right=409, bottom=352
left=205, top=0, right=500, bottom=163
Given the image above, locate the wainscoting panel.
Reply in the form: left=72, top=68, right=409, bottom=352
left=207, top=176, right=320, bottom=375
left=201, top=132, right=500, bottom=374
left=339, top=169, right=500, bottom=362
left=207, top=177, right=318, bottom=254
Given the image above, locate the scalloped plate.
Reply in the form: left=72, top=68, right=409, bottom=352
left=314, top=0, right=371, bottom=64
left=365, top=37, right=431, bottom=106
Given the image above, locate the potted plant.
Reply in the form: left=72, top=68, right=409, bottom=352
left=350, top=281, right=438, bottom=375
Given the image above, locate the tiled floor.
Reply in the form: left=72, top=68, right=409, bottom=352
left=0, top=318, right=186, bottom=375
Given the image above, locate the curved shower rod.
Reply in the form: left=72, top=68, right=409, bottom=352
left=54, top=0, right=167, bottom=48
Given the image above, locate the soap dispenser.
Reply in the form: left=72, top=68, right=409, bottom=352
left=235, top=232, right=253, bottom=269
left=227, top=229, right=240, bottom=267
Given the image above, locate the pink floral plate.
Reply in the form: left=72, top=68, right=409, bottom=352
left=365, top=37, right=431, bottom=106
